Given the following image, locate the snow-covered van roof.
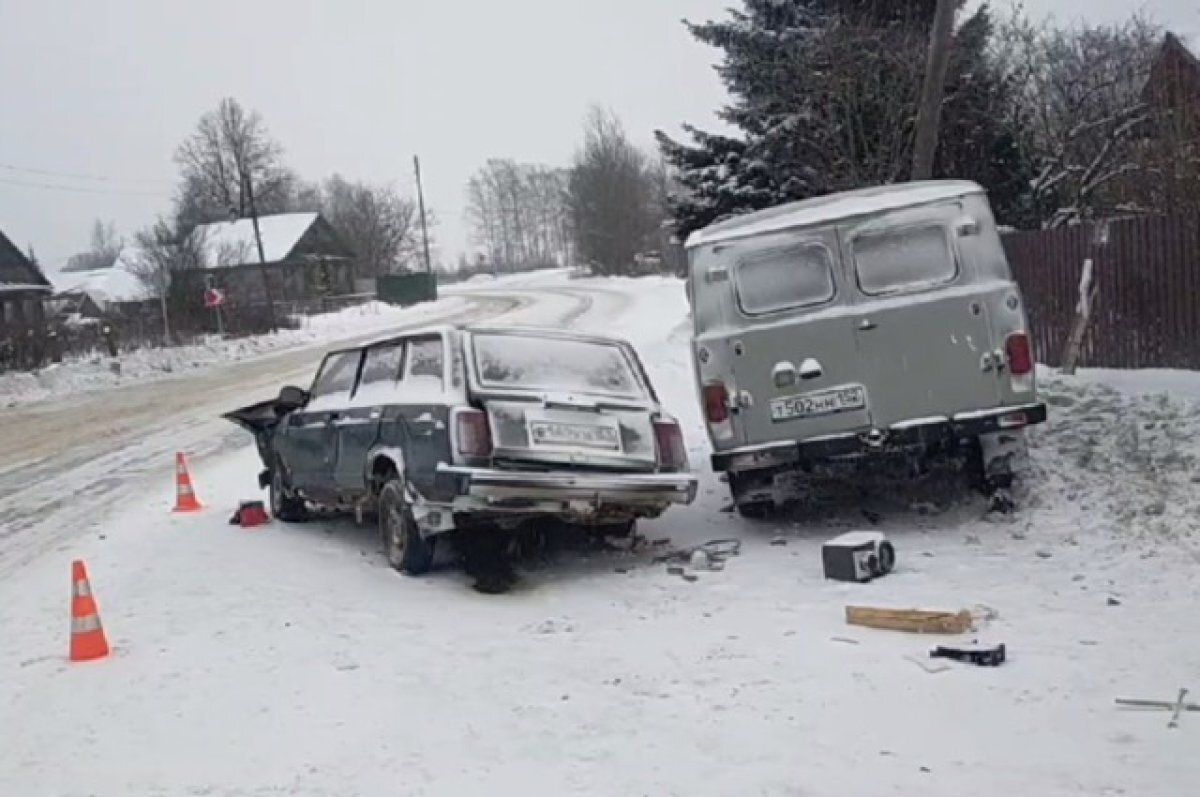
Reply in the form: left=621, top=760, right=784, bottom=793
left=685, top=180, right=983, bottom=248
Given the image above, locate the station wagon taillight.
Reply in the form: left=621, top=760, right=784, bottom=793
left=702, top=382, right=729, bottom=423
left=654, top=419, right=688, bottom=471
left=1006, top=333, right=1034, bottom=376
left=455, top=408, right=493, bottom=458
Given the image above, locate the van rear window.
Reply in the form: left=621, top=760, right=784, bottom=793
left=734, top=244, right=835, bottom=315
left=851, top=225, right=958, bottom=296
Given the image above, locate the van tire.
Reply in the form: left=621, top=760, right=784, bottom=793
left=736, top=501, right=776, bottom=520
left=379, top=477, right=435, bottom=575
left=270, top=460, right=309, bottom=522
left=728, top=472, right=776, bottom=520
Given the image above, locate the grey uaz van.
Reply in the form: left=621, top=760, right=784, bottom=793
left=686, top=180, right=1047, bottom=516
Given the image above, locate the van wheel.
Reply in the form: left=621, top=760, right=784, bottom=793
left=270, top=460, right=309, bottom=522
left=379, top=477, right=435, bottom=575
left=728, top=472, right=776, bottom=520
left=736, top=501, right=775, bottom=520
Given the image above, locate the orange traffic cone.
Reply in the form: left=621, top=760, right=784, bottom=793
left=173, top=452, right=202, bottom=512
left=70, top=560, right=110, bottom=662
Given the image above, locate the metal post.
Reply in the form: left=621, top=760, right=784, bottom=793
left=414, top=155, right=434, bottom=274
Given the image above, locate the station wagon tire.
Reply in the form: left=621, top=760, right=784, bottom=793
left=270, top=460, right=309, bottom=522
left=379, top=478, right=435, bottom=576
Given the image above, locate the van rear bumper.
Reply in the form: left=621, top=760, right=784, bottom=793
left=712, top=402, right=1047, bottom=473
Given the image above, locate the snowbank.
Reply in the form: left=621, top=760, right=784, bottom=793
left=0, top=297, right=468, bottom=408
left=1027, top=372, right=1200, bottom=553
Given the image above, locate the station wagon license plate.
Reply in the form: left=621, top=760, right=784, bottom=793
left=770, top=385, right=867, bottom=422
left=529, top=420, right=621, bottom=450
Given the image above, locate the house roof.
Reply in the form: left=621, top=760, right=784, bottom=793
left=1144, top=32, right=1200, bottom=109
left=0, top=227, right=52, bottom=294
left=191, top=212, right=321, bottom=269
left=54, top=247, right=152, bottom=307
left=686, top=180, right=984, bottom=248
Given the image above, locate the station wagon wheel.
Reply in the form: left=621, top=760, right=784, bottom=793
left=378, top=477, right=435, bottom=576
left=270, top=458, right=309, bottom=522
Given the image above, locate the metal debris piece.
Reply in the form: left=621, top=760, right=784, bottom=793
left=1117, top=689, right=1192, bottom=728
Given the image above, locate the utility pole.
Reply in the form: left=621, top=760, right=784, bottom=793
left=911, top=0, right=957, bottom=181
left=413, top=155, right=434, bottom=274
left=243, top=170, right=278, bottom=332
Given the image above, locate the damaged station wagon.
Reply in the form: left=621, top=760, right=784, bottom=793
left=687, top=180, right=1047, bottom=516
left=226, top=325, right=697, bottom=574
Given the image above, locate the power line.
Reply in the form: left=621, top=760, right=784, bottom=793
left=0, top=174, right=169, bottom=198
left=0, top=161, right=171, bottom=186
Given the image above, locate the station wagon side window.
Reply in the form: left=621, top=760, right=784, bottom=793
left=733, top=243, right=836, bottom=315
left=307, top=350, right=363, bottom=409
left=851, top=224, right=959, bottom=296
left=405, top=336, right=445, bottom=391
left=359, top=343, right=405, bottom=388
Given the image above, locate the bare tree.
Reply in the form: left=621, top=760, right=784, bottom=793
left=465, top=160, right=570, bottom=270
left=64, top=220, right=124, bottom=273
left=128, top=219, right=209, bottom=342
left=174, top=98, right=297, bottom=226
left=567, top=108, right=661, bottom=275
left=997, top=13, right=1162, bottom=226
left=320, top=176, right=420, bottom=279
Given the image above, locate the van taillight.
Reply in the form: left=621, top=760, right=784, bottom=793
left=1006, top=333, right=1033, bottom=376
left=702, top=383, right=729, bottom=423
left=654, top=419, right=688, bottom=471
left=456, top=409, right=492, bottom=458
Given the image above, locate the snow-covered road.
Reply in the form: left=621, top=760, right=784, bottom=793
left=1, top=272, right=1197, bottom=796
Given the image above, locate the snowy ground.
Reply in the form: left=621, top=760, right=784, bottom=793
left=1, top=272, right=1198, bottom=796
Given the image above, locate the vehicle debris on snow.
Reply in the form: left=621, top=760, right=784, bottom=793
left=845, top=605, right=973, bottom=634
left=822, top=531, right=895, bottom=582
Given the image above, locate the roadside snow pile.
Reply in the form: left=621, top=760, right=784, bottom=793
left=0, top=297, right=467, bottom=409
left=1026, top=373, right=1200, bottom=552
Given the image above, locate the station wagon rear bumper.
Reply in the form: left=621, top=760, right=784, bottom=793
left=712, top=402, right=1048, bottom=473
left=436, top=464, right=698, bottom=506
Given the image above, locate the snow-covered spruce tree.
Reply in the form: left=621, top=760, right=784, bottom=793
left=656, top=0, right=1039, bottom=236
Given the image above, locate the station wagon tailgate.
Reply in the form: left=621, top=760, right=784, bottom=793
left=466, top=331, right=660, bottom=471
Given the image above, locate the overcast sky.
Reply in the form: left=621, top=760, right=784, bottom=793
left=2, top=0, right=1196, bottom=276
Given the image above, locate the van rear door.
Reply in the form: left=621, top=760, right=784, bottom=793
left=843, top=214, right=1001, bottom=427
left=722, top=228, right=872, bottom=447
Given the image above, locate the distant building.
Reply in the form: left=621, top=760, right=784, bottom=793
left=184, top=212, right=355, bottom=306
left=0, top=228, right=52, bottom=330
left=52, top=246, right=155, bottom=319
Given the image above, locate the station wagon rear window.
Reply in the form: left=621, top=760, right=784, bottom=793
left=472, top=334, right=642, bottom=398
left=851, top=224, right=958, bottom=296
left=734, top=244, right=836, bottom=315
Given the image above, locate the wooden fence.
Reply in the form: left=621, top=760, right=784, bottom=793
left=1003, top=214, right=1200, bottom=369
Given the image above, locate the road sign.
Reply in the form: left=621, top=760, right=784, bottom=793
left=204, top=288, right=225, bottom=309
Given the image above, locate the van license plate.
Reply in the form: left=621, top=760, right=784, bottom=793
left=770, top=386, right=867, bottom=422
left=529, top=421, right=621, bottom=450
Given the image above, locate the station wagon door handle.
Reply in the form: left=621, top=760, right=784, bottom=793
left=858, top=319, right=878, bottom=331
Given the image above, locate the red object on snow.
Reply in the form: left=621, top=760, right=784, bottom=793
left=237, top=500, right=270, bottom=528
